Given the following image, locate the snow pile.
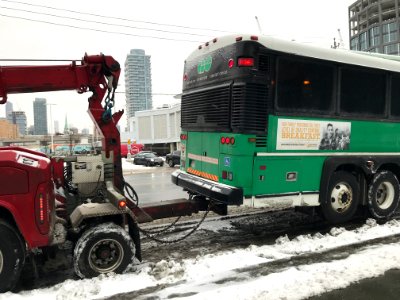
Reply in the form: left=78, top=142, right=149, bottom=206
left=3, top=218, right=400, bottom=299
left=121, top=158, right=166, bottom=173
left=121, top=158, right=148, bottom=172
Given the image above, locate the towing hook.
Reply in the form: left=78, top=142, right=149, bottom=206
left=102, top=110, right=112, bottom=122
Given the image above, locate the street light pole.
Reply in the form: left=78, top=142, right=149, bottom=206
left=47, top=103, right=56, bottom=154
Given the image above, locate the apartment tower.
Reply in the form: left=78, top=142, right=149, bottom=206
left=124, top=49, right=152, bottom=131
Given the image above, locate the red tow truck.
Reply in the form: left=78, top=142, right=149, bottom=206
left=0, top=54, right=204, bottom=292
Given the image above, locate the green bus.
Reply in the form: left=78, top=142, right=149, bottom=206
left=172, top=34, right=400, bottom=224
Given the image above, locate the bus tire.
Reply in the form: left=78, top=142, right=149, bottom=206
left=73, top=223, right=135, bottom=279
left=367, top=171, right=400, bottom=220
left=321, top=171, right=360, bottom=224
left=0, top=220, right=25, bottom=292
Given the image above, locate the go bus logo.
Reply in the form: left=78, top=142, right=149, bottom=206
left=197, top=56, right=212, bottom=74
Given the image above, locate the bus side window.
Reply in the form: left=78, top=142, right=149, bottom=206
left=276, top=57, right=334, bottom=114
left=390, top=74, right=400, bottom=118
left=340, top=67, right=386, bottom=116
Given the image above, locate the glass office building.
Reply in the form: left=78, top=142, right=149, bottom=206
left=33, top=98, right=48, bottom=135
left=349, top=0, right=400, bottom=54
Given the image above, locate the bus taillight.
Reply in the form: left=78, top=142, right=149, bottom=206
left=238, top=57, right=254, bottom=67
left=180, top=134, right=188, bottom=140
left=220, top=137, right=235, bottom=145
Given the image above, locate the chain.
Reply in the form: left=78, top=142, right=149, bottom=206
left=139, top=215, right=182, bottom=236
left=126, top=202, right=211, bottom=244
left=102, top=88, right=115, bottom=122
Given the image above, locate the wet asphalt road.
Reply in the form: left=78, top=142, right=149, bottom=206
left=309, top=269, right=400, bottom=300
left=123, top=165, right=187, bottom=204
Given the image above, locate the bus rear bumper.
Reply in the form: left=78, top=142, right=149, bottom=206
left=171, top=170, right=243, bottom=205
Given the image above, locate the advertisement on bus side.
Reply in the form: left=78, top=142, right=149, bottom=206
left=276, top=119, right=351, bottom=151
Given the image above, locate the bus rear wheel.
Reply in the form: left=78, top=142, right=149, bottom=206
left=321, top=171, right=360, bottom=224
left=367, top=171, right=400, bottom=220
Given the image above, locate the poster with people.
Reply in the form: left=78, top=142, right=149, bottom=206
left=276, top=119, right=351, bottom=151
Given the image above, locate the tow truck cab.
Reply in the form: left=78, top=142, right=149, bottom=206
left=0, top=147, right=55, bottom=248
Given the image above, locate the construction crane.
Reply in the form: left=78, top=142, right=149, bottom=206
left=331, top=29, right=345, bottom=49
left=255, top=16, right=263, bottom=35
left=337, top=28, right=345, bottom=49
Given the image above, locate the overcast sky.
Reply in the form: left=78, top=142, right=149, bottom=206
left=0, top=0, right=355, bottom=132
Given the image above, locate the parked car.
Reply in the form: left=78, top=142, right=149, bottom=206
left=166, top=150, right=181, bottom=167
left=73, top=144, right=94, bottom=154
left=54, top=145, right=72, bottom=156
left=133, top=152, right=164, bottom=167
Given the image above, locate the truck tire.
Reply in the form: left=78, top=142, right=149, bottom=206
left=168, top=160, right=174, bottom=167
left=320, top=171, right=360, bottom=224
left=73, top=223, right=135, bottom=278
left=0, top=220, right=25, bottom=292
left=367, top=171, right=400, bottom=220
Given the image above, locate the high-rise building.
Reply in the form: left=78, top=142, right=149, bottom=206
left=54, top=120, right=60, bottom=134
left=11, top=111, right=27, bottom=135
left=5, top=101, right=13, bottom=122
left=64, top=114, right=69, bottom=134
left=33, top=98, right=48, bottom=135
left=124, top=49, right=152, bottom=131
left=349, top=0, right=400, bottom=54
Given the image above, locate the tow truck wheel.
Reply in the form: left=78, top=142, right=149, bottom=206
left=0, top=220, right=25, bottom=292
left=73, top=223, right=135, bottom=278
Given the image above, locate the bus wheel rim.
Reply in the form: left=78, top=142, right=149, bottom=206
left=88, top=239, right=124, bottom=273
left=330, top=182, right=353, bottom=213
left=375, top=182, right=395, bottom=210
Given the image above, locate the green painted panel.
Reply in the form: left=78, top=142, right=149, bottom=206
left=253, top=157, right=302, bottom=194
left=186, top=131, right=203, bottom=171
left=201, top=133, right=220, bottom=178
left=219, top=154, right=253, bottom=195
left=253, top=156, right=325, bottom=195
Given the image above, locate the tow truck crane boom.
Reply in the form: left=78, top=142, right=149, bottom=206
left=0, top=54, right=124, bottom=190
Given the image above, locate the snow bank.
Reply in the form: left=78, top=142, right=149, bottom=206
left=3, top=218, right=400, bottom=299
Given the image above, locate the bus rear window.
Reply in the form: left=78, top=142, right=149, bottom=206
left=276, top=57, right=334, bottom=113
